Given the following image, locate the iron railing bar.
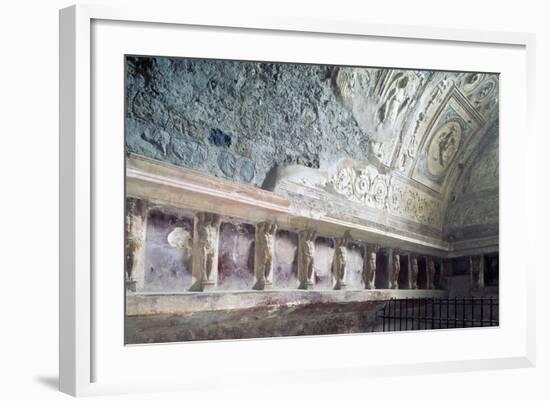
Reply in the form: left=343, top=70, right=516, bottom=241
left=399, top=299, right=403, bottom=331
left=445, top=297, right=449, bottom=329
left=441, top=298, right=444, bottom=330
left=490, top=299, right=495, bottom=326
left=392, top=298, right=395, bottom=332
left=430, top=297, right=434, bottom=330
left=471, top=296, right=475, bottom=328
left=479, top=297, right=484, bottom=327
left=462, top=297, right=466, bottom=328
left=405, top=297, right=408, bottom=330
left=382, top=302, right=386, bottom=332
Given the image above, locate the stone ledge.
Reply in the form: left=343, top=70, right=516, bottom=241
left=126, top=154, right=453, bottom=255
left=448, top=235, right=499, bottom=257
left=126, top=289, right=446, bottom=316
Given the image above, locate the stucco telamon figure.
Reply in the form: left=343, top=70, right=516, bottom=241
left=363, top=245, right=378, bottom=289
left=125, top=198, right=148, bottom=292
left=298, top=230, right=316, bottom=289
left=427, top=256, right=436, bottom=290
left=470, top=255, right=485, bottom=289
left=410, top=255, right=419, bottom=290
left=391, top=250, right=401, bottom=289
left=189, top=212, right=221, bottom=291
left=253, top=222, right=278, bottom=290
left=332, top=233, right=351, bottom=290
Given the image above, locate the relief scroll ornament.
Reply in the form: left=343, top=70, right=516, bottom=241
left=462, top=73, right=484, bottom=93
left=329, top=166, right=443, bottom=228
left=330, top=166, right=390, bottom=210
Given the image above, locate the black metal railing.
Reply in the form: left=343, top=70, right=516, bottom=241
left=377, top=297, right=499, bottom=332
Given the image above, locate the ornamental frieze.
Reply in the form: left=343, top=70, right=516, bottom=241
left=328, top=166, right=443, bottom=228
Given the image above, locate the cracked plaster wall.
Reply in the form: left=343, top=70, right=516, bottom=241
left=126, top=56, right=376, bottom=188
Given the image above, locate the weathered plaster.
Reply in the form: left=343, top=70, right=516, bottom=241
left=126, top=57, right=499, bottom=249
left=444, top=120, right=499, bottom=242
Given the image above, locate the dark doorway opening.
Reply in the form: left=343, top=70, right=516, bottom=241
left=484, top=253, right=499, bottom=287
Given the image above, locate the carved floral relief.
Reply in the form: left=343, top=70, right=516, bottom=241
left=328, top=166, right=443, bottom=228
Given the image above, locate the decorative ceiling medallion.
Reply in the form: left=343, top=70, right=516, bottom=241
left=427, top=121, right=462, bottom=177
left=462, top=72, right=485, bottom=93
left=458, top=73, right=499, bottom=115
left=411, top=94, right=481, bottom=193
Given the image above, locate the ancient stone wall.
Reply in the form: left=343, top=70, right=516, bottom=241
left=126, top=56, right=371, bottom=188
left=126, top=56, right=499, bottom=249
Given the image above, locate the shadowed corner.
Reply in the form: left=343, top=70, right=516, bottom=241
left=35, top=376, right=59, bottom=391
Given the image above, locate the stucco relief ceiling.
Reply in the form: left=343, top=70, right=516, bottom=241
left=124, top=56, right=499, bottom=244
left=330, top=67, right=498, bottom=196
left=283, top=67, right=499, bottom=237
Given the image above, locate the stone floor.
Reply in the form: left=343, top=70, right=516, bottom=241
left=125, top=300, right=386, bottom=344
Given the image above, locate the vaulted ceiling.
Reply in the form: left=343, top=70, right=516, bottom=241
left=319, top=67, right=499, bottom=241
left=126, top=56, right=499, bottom=247
left=331, top=68, right=498, bottom=196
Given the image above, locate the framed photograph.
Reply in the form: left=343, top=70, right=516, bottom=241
left=59, top=4, right=536, bottom=397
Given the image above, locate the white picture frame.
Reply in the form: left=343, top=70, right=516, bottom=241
left=59, top=4, right=536, bottom=397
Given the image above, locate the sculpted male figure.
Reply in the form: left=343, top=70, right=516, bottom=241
left=332, top=234, right=350, bottom=290
left=190, top=212, right=221, bottom=291
left=391, top=250, right=401, bottom=289
left=410, top=255, right=419, bottom=290
left=427, top=256, right=436, bottom=290
left=125, top=198, right=148, bottom=292
left=364, top=245, right=378, bottom=289
left=199, top=222, right=216, bottom=282
left=253, top=222, right=278, bottom=290
left=470, top=255, right=484, bottom=289
left=298, top=230, right=316, bottom=289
